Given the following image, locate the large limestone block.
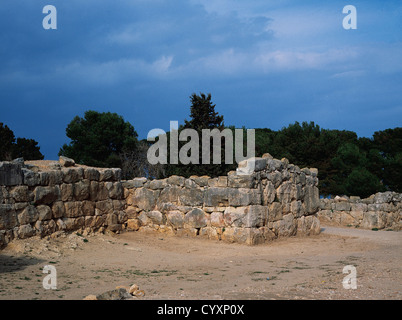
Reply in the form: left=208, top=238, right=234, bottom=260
left=303, top=186, right=319, bottom=214
left=223, top=207, right=247, bottom=227
left=62, top=167, right=84, bottom=184
left=210, top=211, right=224, bottom=227
left=228, top=188, right=261, bottom=207
left=362, top=211, right=386, bottom=229
left=34, top=186, right=60, bottom=205
left=10, top=185, right=33, bottom=202
left=179, top=187, right=204, bottom=206
left=268, top=202, right=283, bottom=222
left=273, top=213, right=297, bottom=237
left=166, top=210, right=185, bottom=229
left=146, top=210, right=166, bottom=225
left=0, top=162, right=23, bottom=186
left=184, top=208, right=207, bottom=228
left=156, top=185, right=179, bottom=206
left=262, top=181, right=276, bottom=205
left=73, top=180, right=90, bottom=201
left=242, top=205, right=268, bottom=228
left=0, top=204, right=18, bottom=229
left=227, top=172, right=254, bottom=188
left=204, top=187, right=228, bottom=207
left=89, top=181, right=109, bottom=201
left=236, top=157, right=267, bottom=175
left=37, top=205, right=52, bottom=221
left=132, top=187, right=159, bottom=211
left=22, top=168, right=40, bottom=186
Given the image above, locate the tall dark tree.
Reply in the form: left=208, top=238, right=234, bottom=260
left=59, top=110, right=138, bottom=172
left=164, top=93, right=235, bottom=177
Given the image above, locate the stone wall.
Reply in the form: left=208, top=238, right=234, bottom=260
left=1, top=155, right=321, bottom=248
left=0, top=159, right=125, bottom=248
left=318, top=192, right=402, bottom=230
left=123, top=154, right=321, bottom=245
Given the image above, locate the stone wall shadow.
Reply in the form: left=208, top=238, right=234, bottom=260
left=0, top=253, right=45, bottom=274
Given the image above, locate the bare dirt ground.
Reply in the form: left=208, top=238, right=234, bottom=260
left=0, top=223, right=401, bottom=300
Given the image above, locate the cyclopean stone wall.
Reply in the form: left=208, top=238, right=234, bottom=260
left=0, top=154, right=321, bottom=248
left=318, top=193, right=402, bottom=230
left=123, top=154, right=321, bottom=245
left=0, top=158, right=125, bottom=248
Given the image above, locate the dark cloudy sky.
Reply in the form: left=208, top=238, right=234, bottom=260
left=1, top=0, right=401, bottom=159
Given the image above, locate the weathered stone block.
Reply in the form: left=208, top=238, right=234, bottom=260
left=60, top=183, right=74, bottom=202
left=243, top=205, right=268, bottom=228
left=262, top=181, right=276, bottom=205
left=52, top=201, right=65, bottom=218
left=210, top=211, right=224, bottom=227
left=64, top=201, right=84, bottom=218
left=133, top=188, right=159, bottom=211
left=166, top=210, right=185, bottom=228
left=95, top=200, right=113, bottom=215
left=84, top=167, right=100, bottom=181
left=267, top=171, right=282, bottom=188
left=266, top=158, right=283, bottom=172
left=303, top=186, right=319, bottom=214
left=273, top=213, right=296, bottom=237
left=184, top=208, right=207, bottom=228
left=149, top=179, right=168, bottom=190
left=10, top=185, right=33, bottom=202
left=179, top=187, right=204, bottom=206
left=228, top=188, right=261, bottom=207
left=106, top=182, right=123, bottom=199
left=59, top=156, right=75, bottom=167
left=17, top=205, right=38, bottom=225
left=126, top=218, right=141, bottom=231
left=34, top=186, right=60, bottom=205
left=334, top=201, right=351, bottom=211
left=82, top=200, right=95, bottom=216
left=37, top=205, right=52, bottom=221
left=223, top=207, right=247, bottom=227
left=268, top=202, right=283, bottom=222
left=99, top=169, right=114, bottom=182
left=17, top=224, right=35, bottom=239
left=227, top=173, right=254, bottom=188
left=0, top=162, right=23, bottom=186
left=190, top=176, right=209, bottom=187
left=73, top=180, right=90, bottom=201
left=22, top=168, right=40, bottom=186
left=62, top=167, right=84, bottom=183
left=146, top=210, right=166, bottom=225
left=0, top=204, right=18, bottom=229
left=204, top=187, right=228, bottom=207
left=167, top=175, right=185, bottom=186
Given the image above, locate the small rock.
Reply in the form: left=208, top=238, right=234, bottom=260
left=59, top=156, right=75, bottom=167
left=133, top=289, right=145, bottom=297
left=96, top=288, right=133, bottom=300
left=83, top=295, right=97, bottom=300
left=129, top=284, right=139, bottom=295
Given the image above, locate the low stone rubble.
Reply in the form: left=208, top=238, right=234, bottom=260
left=319, top=192, right=402, bottom=230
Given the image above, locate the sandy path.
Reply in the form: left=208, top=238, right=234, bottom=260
left=0, top=224, right=401, bottom=300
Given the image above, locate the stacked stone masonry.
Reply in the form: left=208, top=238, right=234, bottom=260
left=123, top=154, right=321, bottom=245
left=0, top=154, right=322, bottom=248
left=0, top=159, right=125, bottom=248
left=318, top=193, right=402, bottom=230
